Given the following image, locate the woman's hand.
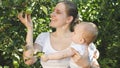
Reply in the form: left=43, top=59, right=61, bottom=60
left=41, top=54, right=49, bottom=62
left=72, top=47, right=90, bottom=68
left=24, top=56, right=37, bottom=65
left=18, top=12, right=33, bottom=29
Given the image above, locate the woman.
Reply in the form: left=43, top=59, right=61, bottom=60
left=18, top=1, right=99, bottom=68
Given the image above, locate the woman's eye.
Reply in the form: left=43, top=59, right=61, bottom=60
left=56, top=11, right=61, bottom=14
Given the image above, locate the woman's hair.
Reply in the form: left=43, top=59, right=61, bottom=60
left=61, top=0, right=80, bottom=32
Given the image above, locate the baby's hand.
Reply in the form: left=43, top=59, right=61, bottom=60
left=41, top=54, right=49, bottom=62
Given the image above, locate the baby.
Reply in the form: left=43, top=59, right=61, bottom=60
left=41, top=22, right=100, bottom=68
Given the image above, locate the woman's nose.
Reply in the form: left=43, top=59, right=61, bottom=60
left=50, top=12, right=55, bottom=17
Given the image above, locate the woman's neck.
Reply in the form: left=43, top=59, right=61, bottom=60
left=53, top=27, right=72, bottom=38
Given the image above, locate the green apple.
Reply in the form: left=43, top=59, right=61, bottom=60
left=37, top=52, right=44, bottom=57
left=34, top=52, right=44, bottom=58
left=25, top=7, right=32, bottom=14
left=13, top=60, right=19, bottom=68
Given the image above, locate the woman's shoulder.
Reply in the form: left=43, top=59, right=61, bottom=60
left=38, top=32, right=50, bottom=35
left=35, top=32, right=50, bottom=41
left=37, top=32, right=50, bottom=37
left=35, top=32, right=50, bottom=46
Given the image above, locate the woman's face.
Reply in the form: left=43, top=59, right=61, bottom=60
left=49, top=3, right=69, bottom=28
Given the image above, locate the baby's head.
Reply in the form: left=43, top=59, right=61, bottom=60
left=72, top=22, right=98, bottom=45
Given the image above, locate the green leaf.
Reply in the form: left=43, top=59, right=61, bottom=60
left=41, top=5, right=48, bottom=15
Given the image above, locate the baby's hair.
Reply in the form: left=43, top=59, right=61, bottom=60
left=79, top=22, right=98, bottom=44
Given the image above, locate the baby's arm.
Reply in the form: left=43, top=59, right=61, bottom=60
left=41, top=47, right=75, bottom=62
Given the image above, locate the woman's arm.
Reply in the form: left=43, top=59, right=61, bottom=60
left=72, top=47, right=91, bottom=68
left=17, top=12, right=33, bottom=45
left=41, top=47, right=75, bottom=62
left=23, top=28, right=34, bottom=65
left=72, top=46, right=100, bottom=68
left=18, top=12, right=42, bottom=65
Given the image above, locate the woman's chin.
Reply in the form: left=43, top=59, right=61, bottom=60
left=49, top=22, right=55, bottom=27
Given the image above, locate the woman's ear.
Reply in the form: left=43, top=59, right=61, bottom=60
left=66, top=16, right=73, bottom=24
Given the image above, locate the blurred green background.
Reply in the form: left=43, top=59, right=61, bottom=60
left=0, top=0, right=120, bottom=68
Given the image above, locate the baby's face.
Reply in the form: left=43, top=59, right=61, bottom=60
left=72, top=24, right=84, bottom=44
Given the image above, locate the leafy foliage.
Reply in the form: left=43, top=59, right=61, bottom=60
left=0, top=0, right=120, bottom=68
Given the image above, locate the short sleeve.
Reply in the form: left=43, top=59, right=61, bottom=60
left=89, top=43, right=97, bottom=51
left=34, top=32, right=49, bottom=47
left=89, top=43, right=100, bottom=61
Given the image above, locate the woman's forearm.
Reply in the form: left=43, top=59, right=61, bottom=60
left=17, top=12, right=37, bottom=65
left=48, top=48, right=74, bottom=59
left=26, top=28, right=33, bottom=46
left=75, top=60, right=90, bottom=68
left=23, top=28, right=37, bottom=65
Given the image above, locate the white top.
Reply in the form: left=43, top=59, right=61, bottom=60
left=35, top=32, right=69, bottom=68
left=35, top=32, right=98, bottom=68
left=69, top=42, right=97, bottom=68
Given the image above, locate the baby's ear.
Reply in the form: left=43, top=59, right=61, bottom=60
left=79, top=38, right=85, bottom=44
